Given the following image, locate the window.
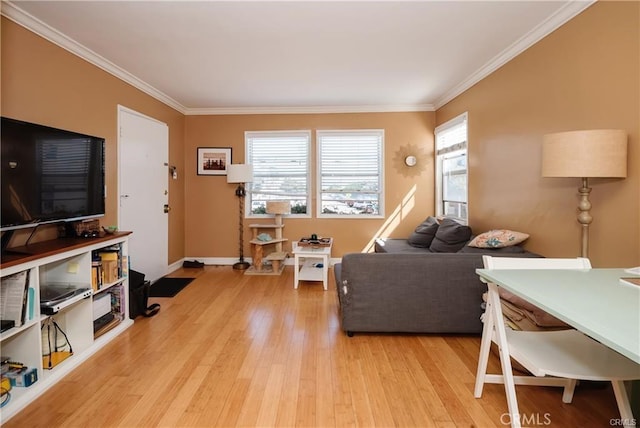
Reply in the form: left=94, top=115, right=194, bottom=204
left=435, top=113, right=468, bottom=222
left=245, top=131, right=310, bottom=216
left=317, top=130, right=384, bottom=218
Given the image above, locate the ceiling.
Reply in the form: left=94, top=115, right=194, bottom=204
left=3, top=1, right=593, bottom=115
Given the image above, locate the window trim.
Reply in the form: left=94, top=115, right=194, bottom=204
left=245, top=130, right=312, bottom=219
left=316, top=129, right=385, bottom=219
left=435, top=112, right=468, bottom=223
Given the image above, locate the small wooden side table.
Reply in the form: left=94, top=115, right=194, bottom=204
left=292, top=238, right=332, bottom=290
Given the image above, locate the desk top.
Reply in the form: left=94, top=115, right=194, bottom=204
left=476, top=268, right=640, bottom=364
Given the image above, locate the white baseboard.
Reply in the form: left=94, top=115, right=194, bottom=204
left=175, top=256, right=342, bottom=268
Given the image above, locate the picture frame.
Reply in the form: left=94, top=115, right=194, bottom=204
left=197, top=147, right=232, bottom=176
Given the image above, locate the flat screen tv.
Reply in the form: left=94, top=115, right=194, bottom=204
left=1, top=117, right=105, bottom=232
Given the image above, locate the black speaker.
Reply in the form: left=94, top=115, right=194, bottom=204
left=129, top=270, right=149, bottom=319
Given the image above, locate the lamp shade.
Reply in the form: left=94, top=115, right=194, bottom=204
left=542, top=129, right=627, bottom=178
left=227, top=164, right=253, bottom=183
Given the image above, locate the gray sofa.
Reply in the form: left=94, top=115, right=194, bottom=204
left=334, top=217, right=539, bottom=336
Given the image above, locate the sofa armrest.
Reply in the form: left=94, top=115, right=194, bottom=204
left=337, top=252, right=488, bottom=334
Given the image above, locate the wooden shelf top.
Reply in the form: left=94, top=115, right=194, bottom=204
left=1, top=232, right=132, bottom=270
left=249, top=238, right=288, bottom=246
left=265, top=252, right=288, bottom=261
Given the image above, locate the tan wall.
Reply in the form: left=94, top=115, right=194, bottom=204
left=184, top=112, right=435, bottom=258
left=1, top=18, right=186, bottom=264
left=436, top=1, right=639, bottom=267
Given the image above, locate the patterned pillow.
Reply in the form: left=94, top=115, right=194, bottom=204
left=468, top=229, right=529, bottom=248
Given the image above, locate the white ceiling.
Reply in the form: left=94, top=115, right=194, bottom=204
left=3, top=1, right=593, bottom=115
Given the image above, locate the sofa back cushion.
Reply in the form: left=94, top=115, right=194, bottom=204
left=429, top=218, right=472, bottom=252
left=407, top=216, right=439, bottom=248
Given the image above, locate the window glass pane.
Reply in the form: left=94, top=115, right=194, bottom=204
left=442, top=153, right=467, bottom=202
left=444, top=201, right=467, bottom=219
left=435, top=112, right=468, bottom=222
left=246, top=131, right=310, bottom=215
left=318, top=130, right=383, bottom=217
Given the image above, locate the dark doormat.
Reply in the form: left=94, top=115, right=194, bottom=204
left=148, top=277, right=195, bottom=297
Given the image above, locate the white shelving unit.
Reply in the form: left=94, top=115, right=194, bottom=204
left=292, top=238, right=332, bottom=291
left=0, top=233, right=133, bottom=421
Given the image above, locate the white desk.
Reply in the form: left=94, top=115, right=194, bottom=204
left=292, top=240, right=332, bottom=290
left=476, top=267, right=640, bottom=428
left=475, top=268, right=640, bottom=364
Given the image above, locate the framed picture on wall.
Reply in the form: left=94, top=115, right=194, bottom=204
left=197, top=147, right=232, bottom=176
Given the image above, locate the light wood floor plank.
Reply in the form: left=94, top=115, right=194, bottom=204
left=3, top=265, right=623, bottom=427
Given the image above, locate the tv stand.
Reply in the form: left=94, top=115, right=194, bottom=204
left=1, top=223, right=47, bottom=256
left=1, top=229, right=16, bottom=253
left=1, top=247, right=35, bottom=257
left=0, top=232, right=133, bottom=422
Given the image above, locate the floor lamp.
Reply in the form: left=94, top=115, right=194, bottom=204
left=542, top=129, right=627, bottom=258
left=227, top=164, right=254, bottom=270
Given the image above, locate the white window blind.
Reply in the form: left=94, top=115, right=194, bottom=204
left=435, top=113, right=468, bottom=222
left=317, top=130, right=384, bottom=217
left=436, top=113, right=467, bottom=154
left=246, top=131, right=310, bottom=215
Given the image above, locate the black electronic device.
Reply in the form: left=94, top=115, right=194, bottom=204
left=93, top=312, right=115, bottom=333
left=1, top=116, right=106, bottom=234
left=1, top=320, right=15, bottom=333
left=40, top=284, right=92, bottom=315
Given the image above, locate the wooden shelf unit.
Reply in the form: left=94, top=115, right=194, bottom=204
left=245, top=202, right=289, bottom=275
left=0, top=232, right=133, bottom=422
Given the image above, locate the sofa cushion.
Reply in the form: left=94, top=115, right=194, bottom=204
left=469, top=229, right=529, bottom=248
left=429, top=218, right=472, bottom=252
left=407, top=216, right=439, bottom=248
left=375, top=238, right=433, bottom=254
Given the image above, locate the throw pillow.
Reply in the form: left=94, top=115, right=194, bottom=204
left=407, top=216, right=439, bottom=248
left=469, top=229, right=529, bottom=248
left=429, top=218, right=472, bottom=252
left=458, top=245, right=526, bottom=254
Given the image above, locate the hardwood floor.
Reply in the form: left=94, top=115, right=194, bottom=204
left=5, top=265, right=621, bottom=427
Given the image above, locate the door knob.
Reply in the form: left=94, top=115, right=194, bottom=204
left=164, top=204, right=171, bottom=213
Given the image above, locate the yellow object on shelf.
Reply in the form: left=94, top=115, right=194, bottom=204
left=99, top=252, right=118, bottom=261
left=1, top=376, right=11, bottom=392
left=42, top=351, right=72, bottom=370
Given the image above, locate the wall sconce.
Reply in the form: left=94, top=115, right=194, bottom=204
left=393, top=143, right=427, bottom=177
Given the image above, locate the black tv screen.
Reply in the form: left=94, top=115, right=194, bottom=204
left=1, top=117, right=105, bottom=231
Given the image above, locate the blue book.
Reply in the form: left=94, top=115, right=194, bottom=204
left=28, top=287, right=35, bottom=320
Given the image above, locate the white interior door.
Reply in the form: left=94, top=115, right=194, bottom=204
left=118, top=106, right=169, bottom=282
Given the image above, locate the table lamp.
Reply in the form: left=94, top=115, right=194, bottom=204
left=227, top=164, right=254, bottom=270
left=542, top=129, right=627, bottom=258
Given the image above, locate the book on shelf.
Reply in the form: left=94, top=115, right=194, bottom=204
left=97, top=248, right=120, bottom=284
left=0, top=270, right=30, bottom=327
left=91, top=256, right=102, bottom=291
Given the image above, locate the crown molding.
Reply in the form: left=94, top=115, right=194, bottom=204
left=434, top=0, right=596, bottom=110
left=1, top=1, right=188, bottom=114
left=185, top=104, right=435, bottom=115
